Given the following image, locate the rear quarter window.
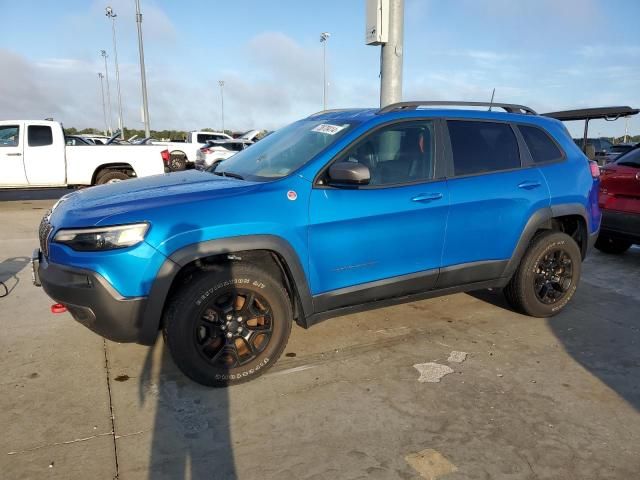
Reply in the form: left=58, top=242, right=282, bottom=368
left=519, top=125, right=564, bottom=164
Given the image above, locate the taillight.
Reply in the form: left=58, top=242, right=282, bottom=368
left=161, top=149, right=170, bottom=165
left=589, top=160, right=600, bottom=179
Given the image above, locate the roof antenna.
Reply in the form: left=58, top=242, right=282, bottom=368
left=488, top=88, right=495, bottom=111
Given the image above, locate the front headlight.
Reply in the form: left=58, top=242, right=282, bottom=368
left=53, top=223, right=149, bottom=251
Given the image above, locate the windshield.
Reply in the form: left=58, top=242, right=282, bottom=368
left=215, top=119, right=357, bottom=181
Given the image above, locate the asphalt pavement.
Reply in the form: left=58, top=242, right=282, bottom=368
left=1, top=189, right=639, bottom=479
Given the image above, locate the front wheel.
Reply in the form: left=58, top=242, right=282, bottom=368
left=504, top=231, right=582, bottom=317
left=163, top=264, right=292, bottom=387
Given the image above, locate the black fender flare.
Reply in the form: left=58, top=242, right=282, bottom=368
left=138, top=235, right=312, bottom=345
left=502, top=203, right=590, bottom=279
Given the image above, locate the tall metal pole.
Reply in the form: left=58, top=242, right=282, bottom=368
left=218, top=80, right=225, bottom=133
left=100, top=50, right=113, bottom=136
left=380, top=0, right=404, bottom=107
left=135, top=0, right=151, bottom=138
left=320, top=32, right=330, bottom=110
left=98, top=73, right=109, bottom=136
left=624, top=117, right=629, bottom=143
left=106, top=7, right=124, bottom=137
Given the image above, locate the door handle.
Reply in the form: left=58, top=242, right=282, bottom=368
left=518, top=180, right=541, bottom=190
left=412, top=192, right=443, bottom=202
left=6, top=152, right=22, bottom=157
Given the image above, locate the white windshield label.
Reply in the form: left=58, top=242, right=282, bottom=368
left=312, top=124, right=347, bottom=135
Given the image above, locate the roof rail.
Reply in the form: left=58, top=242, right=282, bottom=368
left=307, top=108, right=356, bottom=118
left=377, top=101, right=538, bottom=115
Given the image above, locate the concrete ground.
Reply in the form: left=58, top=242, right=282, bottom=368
left=1, top=188, right=639, bottom=480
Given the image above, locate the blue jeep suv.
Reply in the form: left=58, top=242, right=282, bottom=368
left=34, top=101, right=601, bottom=386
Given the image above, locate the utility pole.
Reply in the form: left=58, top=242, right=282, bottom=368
left=218, top=80, right=225, bottom=133
left=135, top=0, right=151, bottom=138
left=379, top=0, right=404, bottom=107
left=106, top=6, right=124, bottom=137
left=97, top=73, right=109, bottom=136
left=100, top=50, right=113, bottom=136
left=320, top=32, right=330, bottom=110
left=624, top=117, right=629, bottom=143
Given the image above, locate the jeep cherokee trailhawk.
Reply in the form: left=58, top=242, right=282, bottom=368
left=33, top=101, right=601, bottom=386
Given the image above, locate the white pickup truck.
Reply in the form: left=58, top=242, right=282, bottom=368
left=152, top=130, right=231, bottom=170
left=0, top=120, right=169, bottom=188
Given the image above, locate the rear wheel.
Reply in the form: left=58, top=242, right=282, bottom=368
left=163, top=264, right=292, bottom=387
left=169, top=153, right=187, bottom=171
left=504, top=231, right=582, bottom=317
left=95, top=171, right=129, bottom=185
left=595, top=234, right=632, bottom=254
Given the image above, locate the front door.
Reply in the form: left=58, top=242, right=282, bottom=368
left=0, top=123, right=27, bottom=187
left=308, top=120, right=449, bottom=305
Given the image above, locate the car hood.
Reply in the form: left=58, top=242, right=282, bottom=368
left=49, top=170, right=261, bottom=227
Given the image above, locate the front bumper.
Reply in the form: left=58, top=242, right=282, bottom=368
left=34, top=251, right=153, bottom=344
left=600, top=210, right=640, bottom=243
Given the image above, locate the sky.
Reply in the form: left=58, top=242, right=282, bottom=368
left=0, top=0, right=639, bottom=137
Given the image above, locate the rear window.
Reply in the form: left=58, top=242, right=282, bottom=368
left=28, top=125, right=53, bottom=147
left=447, top=120, right=520, bottom=176
left=519, top=125, right=563, bottom=163
left=197, top=133, right=225, bottom=143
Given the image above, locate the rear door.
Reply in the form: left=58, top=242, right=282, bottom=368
left=23, top=123, right=66, bottom=186
left=0, top=123, right=27, bottom=186
left=438, top=119, right=550, bottom=287
left=601, top=149, right=640, bottom=213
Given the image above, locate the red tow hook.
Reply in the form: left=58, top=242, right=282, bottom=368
left=51, top=303, right=67, bottom=314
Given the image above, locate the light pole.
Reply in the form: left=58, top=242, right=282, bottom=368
left=135, top=0, right=151, bottom=138
left=218, top=80, right=225, bottom=133
left=97, top=73, right=109, bottom=136
left=320, top=32, right=330, bottom=110
left=100, top=50, right=113, bottom=136
left=380, top=0, right=404, bottom=107
left=106, top=6, right=124, bottom=137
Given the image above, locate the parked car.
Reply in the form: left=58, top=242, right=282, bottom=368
left=604, top=143, right=636, bottom=164
left=573, top=137, right=612, bottom=165
left=0, top=120, right=170, bottom=187
left=81, top=135, right=110, bottom=145
left=152, top=131, right=232, bottom=171
left=34, top=101, right=600, bottom=387
left=195, top=138, right=254, bottom=169
left=65, top=135, right=93, bottom=146
left=596, top=146, right=640, bottom=253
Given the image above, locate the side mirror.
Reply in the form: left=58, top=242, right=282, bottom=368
left=328, top=162, right=370, bottom=186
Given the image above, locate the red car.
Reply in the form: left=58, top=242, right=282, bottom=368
left=596, top=146, right=640, bottom=254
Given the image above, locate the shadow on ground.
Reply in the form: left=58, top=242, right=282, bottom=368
left=470, top=249, right=640, bottom=414
left=138, top=343, right=236, bottom=480
left=0, top=256, right=30, bottom=297
left=0, top=188, right=69, bottom=202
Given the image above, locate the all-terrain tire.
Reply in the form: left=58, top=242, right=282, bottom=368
left=504, top=230, right=582, bottom=317
left=594, top=234, right=632, bottom=255
left=169, top=153, right=187, bottom=171
left=163, top=263, right=292, bottom=387
left=95, top=171, right=129, bottom=185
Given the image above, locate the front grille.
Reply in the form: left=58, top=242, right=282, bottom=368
left=39, top=214, right=53, bottom=258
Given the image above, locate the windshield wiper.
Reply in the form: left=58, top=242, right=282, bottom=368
left=213, top=170, right=245, bottom=180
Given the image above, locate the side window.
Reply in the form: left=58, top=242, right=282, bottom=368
left=342, top=121, right=435, bottom=186
left=447, top=120, right=520, bottom=176
left=28, top=125, right=53, bottom=147
left=519, top=125, right=563, bottom=164
left=0, top=125, right=20, bottom=147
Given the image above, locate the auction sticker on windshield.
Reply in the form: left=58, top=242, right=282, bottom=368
left=312, top=124, right=348, bottom=135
